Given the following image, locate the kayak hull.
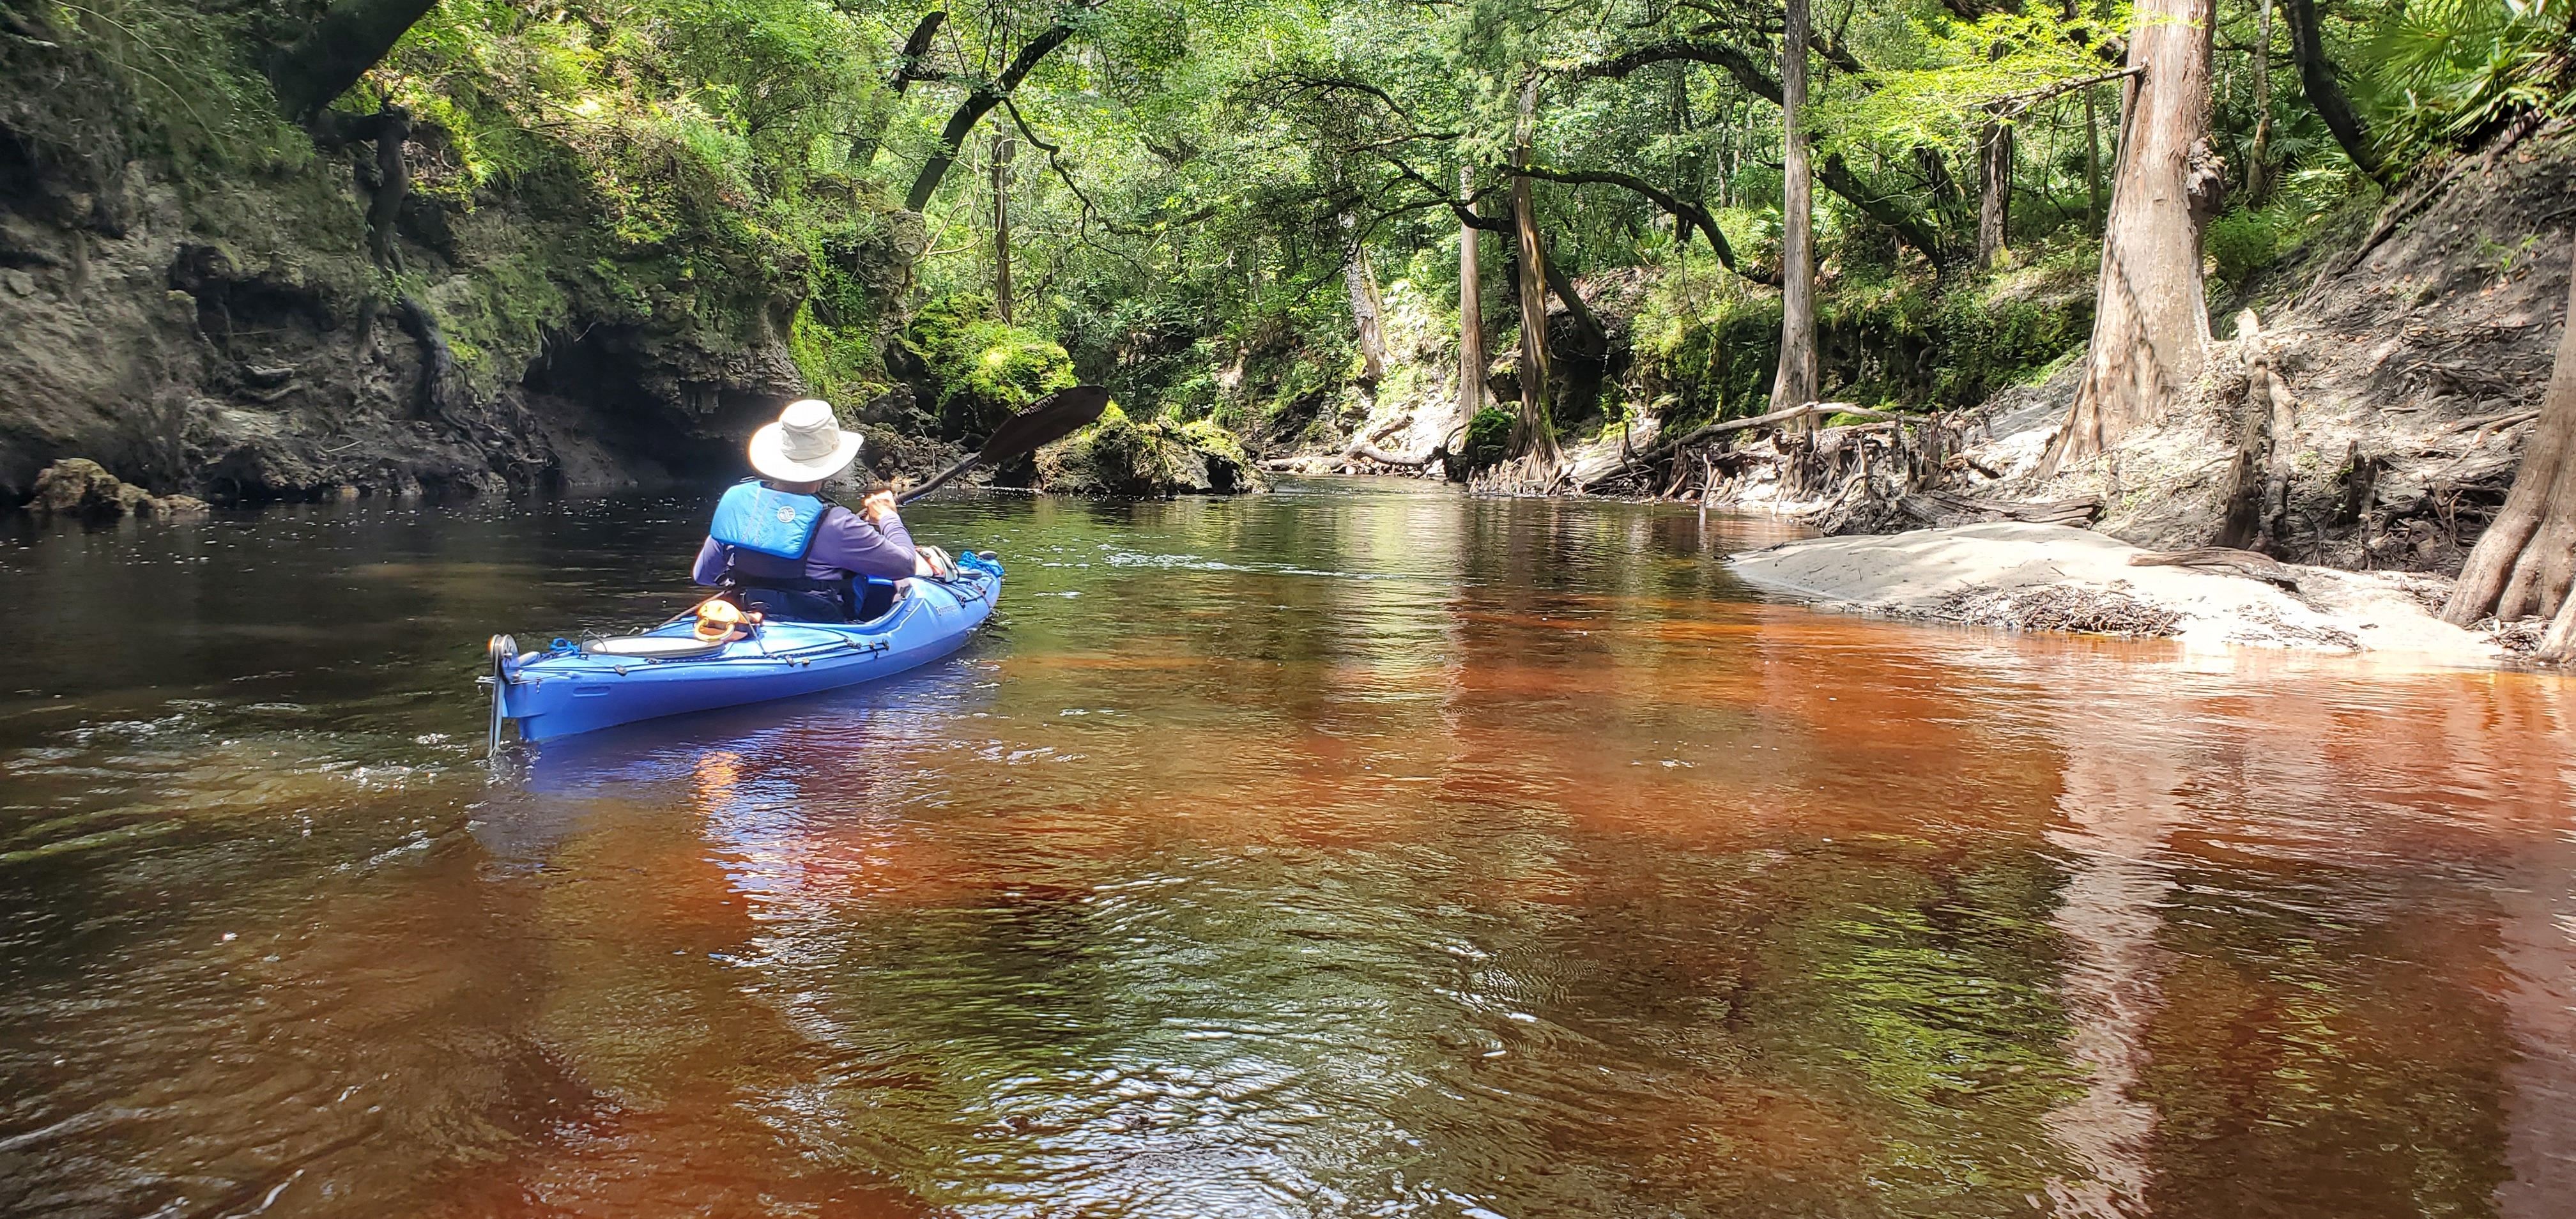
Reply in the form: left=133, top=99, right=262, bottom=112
left=493, top=562, right=999, bottom=742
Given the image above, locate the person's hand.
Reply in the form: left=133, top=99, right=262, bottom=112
left=861, top=490, right=898, bottom=523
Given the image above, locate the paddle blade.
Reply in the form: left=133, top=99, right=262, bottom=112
left=976, top=385, right=1111, bottom=464
left=893, top=386, right=1114, bottom=505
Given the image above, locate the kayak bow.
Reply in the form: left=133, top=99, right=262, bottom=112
left=486, top=551, right=1001, bottom=743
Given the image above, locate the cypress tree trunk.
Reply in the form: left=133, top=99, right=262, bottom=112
left=364, top=107, right=411, bottom=268
left=2441, top=243, right=2576, bottom=659
left=1975, top=37, right=2014, bottom=272
left=1976, top=118, right=2014, bottom=272
left=1347, top=257, right=1388, bottom=387
left=1344, top=213, right=1387, bottom=386
left=1510, top=77, right=1562, bottom=468
left=1770, top=0, right=1820, bottom=422
left=1458, top=164, right=1489, bottom=418
left=2046, top=0, right=2221, bottom=472
left=2085, top=84, right=2104, bottom=229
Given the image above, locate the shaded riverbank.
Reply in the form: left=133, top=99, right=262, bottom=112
left=4, top=479, right=2573, bottom=1216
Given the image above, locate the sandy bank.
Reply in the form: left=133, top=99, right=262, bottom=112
left=1729, top=522, right=2502, bottom=664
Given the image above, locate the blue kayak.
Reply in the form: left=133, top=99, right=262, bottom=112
left=486, top=553, right=1001, bottom=742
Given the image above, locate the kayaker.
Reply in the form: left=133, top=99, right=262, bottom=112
left=693, top=399, right=921, bottom=622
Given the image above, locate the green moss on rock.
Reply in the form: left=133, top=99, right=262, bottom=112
left=1035, top=402, right=1267, bottom=496
left=1460, top=406, right=1515, bottom=471
left=902, top=296, right=1076, bottom=439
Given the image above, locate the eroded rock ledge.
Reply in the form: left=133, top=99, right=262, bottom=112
left=1729, top=522, right=2503, bottom=665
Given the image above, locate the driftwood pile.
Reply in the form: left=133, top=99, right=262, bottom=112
left=1929, top=584, right=2189, bottom=638
left=1568, top=401, right=1948, bottom=503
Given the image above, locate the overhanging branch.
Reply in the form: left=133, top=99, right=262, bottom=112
left=903, top=0, right=1103, bottom=212
left=1510, top=165, right=1775, bottom=285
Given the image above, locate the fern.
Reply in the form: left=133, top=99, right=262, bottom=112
left=2364, top=0, right=2573, bottom=161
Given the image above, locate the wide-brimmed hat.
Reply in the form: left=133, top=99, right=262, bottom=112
left=748, top=399, right=862, bottom=482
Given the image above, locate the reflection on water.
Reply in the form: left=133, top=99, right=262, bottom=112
left=2, top=480, right=2572, bottom=1218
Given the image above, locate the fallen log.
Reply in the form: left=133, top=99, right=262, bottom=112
left=2128, top=546, right=2302, bottom=590
left=1664, top=401, right=1897, bottom=448
left=1346, top=441, right=1434, bottom=468
left=1897, top=491, right=2103, bottom=528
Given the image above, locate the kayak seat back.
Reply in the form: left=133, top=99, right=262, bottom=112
left=732, top=576, right=900, bottom=624
left=854, top=576, right=898, bottom=622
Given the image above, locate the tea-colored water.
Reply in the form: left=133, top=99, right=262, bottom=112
left=3, top=479, right=2570, bottom=1217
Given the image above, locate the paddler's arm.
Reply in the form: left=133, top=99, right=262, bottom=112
left=807, top=497, right=917, bottom=581
left=691, top=537, right=727, bottom=586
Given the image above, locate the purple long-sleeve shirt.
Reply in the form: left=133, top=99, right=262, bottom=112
left=693, top=502, right=918, bottom=586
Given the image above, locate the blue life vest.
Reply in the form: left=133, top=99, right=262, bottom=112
left=708, top=480, right=830, bottom=560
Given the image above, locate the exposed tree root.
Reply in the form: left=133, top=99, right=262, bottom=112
left=2439, top=243, right=2576, bottom=660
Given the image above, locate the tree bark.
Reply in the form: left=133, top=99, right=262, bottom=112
left=365, top=106, right=410, bottom=268
left=268, top=0, right=441, bottom=122
left=1976, top=118, right=2014, bottom=271
left=1772, top=0, right=1820, bottom=422
left=2281, top=0, right=2383, bottom=182
left=904, top=3, right=1095, bottom=213
left=1458, top=164, right=1489, bottom=417
left=991, top=134, right=1015, bottom=322
left=2215, top=310, right=2296, bottom=548
left=1510, top=77, right=1562, bottom=468
left=2085, top=84, right=2104, bottom=228
left=2046, top=0, right=2221, bottom=472
left=2248, top=0, right=2274, bottom=204
left=1975, top=36, right=2014, bottom=271
left=1541, top=249, right=1609, bottom=359
left=2441, top=242, right=2576, bottom=659
left=1346, top=222, right=1388, bottom=386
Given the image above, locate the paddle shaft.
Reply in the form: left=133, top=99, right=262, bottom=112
left=896, top=457, right=977, bottom=505
left=884, top=385, right=1111, bottom=506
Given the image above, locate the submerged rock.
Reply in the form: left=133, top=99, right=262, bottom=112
left=1035, top=407, right=1266, bottom=497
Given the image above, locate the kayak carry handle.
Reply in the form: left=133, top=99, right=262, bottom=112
left=486, top=634, right=516, bottom=757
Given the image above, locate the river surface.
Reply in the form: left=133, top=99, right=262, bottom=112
left=3, top=478, right=2573, bottom=1218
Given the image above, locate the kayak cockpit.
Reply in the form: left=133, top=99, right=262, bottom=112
left=583, top=634, right=730, bottom=659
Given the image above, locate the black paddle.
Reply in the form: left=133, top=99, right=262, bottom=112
left=894, top=385, right=1112, bottom=505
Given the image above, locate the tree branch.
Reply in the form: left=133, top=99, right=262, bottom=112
left=1510, top=164, right=1775, bottom=284
left=1818, top=152, right=1945, bottom=265
left=1988, top=64, right=2141, bottom=118
left=1381, top=157, right=1513, bottom=232
left=1575, top=35, right=1940, bottom=263
left=903, top=0, right=1103, bottom=212
left=889, top=10, right=947, bottom=91
left=1581, top=39, right=1782, bottom=105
